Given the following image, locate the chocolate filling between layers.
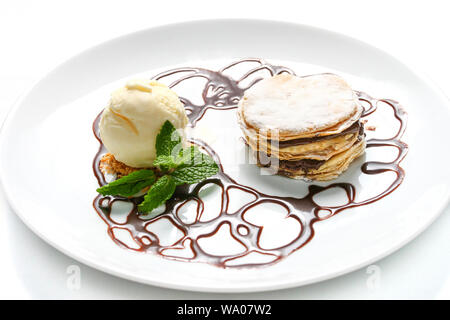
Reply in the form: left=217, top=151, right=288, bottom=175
left=270, top=120, right=362, bottom=147
left=257, top=153, right=326, bottom=173
left=258, top=121, right=365, bottom=173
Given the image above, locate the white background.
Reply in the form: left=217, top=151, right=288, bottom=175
left=0, top=0, right=449, bottom=299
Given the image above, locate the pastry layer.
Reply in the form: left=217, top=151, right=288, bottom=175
left=237, top=73, right=363, bottom=140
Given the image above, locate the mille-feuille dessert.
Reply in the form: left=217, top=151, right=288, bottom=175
left=237, top=73, right=365, bottom=181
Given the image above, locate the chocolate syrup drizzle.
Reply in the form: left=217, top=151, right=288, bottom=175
left=92, top=59, right=408, bottom=268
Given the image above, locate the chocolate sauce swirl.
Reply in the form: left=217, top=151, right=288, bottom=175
left=92, top=58, right=408, bottom=268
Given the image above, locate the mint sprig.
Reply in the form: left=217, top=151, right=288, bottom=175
left=97, top=120, right=219, bottom=214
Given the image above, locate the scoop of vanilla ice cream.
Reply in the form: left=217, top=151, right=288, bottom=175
left=99, top=79, right=188, bottom=168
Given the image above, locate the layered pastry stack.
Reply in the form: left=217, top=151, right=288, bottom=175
left=237, top=73, right=365, bottom=181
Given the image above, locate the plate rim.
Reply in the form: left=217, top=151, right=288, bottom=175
left=1, top=18, right=450, bottom=293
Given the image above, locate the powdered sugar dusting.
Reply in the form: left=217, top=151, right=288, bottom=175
left=239, top=73, right=361, bottom=134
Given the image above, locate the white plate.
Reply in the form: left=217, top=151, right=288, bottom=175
left=1, top=20, right=449, bottom=293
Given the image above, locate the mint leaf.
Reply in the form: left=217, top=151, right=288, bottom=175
left=177, top=146, right=205, bottom=168
left=138, top=175, right=176, bottom=213
left=153, top=155, right=180, bottom=172
left=171, top=150, right=219, bottom=185
left=96, top=170, right=156, bottom=197
left=153, top=146, right=203, bottom=172
left=172, top=166, right=219, bottom=185
left=155, top=120, right=182, bottom=157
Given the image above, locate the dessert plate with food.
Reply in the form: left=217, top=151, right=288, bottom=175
left=1, top=20, right=449, bottom=292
